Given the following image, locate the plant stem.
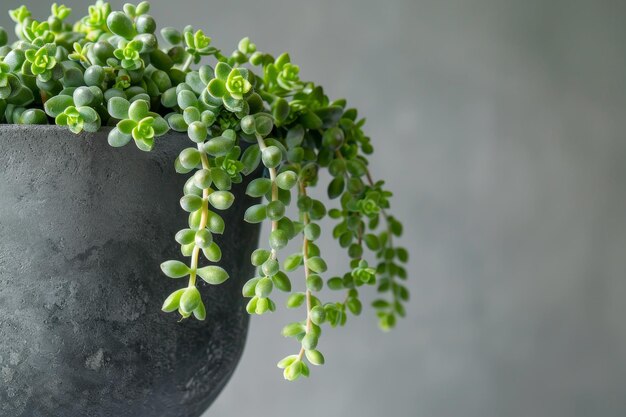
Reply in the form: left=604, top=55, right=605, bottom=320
left=255, top=133, right=279, bottom=259
left=334, top=150, right=399, bottom=311
left=181, top=53, right=194, bottom=72
left=297, top=181, right=313, bottom=361
left=362, top=166, right=401, bottom=313
left=189, top=149, right=211, bottom=287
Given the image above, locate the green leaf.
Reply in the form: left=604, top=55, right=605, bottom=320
left=272, top=98, right=289, bottom=123
left=328, top=159, right=346, bottom=177
left=211, top=168, right=232, bottom=190
left=123, top=3, right=137, bottom=17
left=305, top=349, right=325, bottom=366
left=193, top=299, right=206, bottom=320
left=255, top=297, right=270, bottom=315
left=107, top=96, right=130, bottom=120
left=78, top=106, right=98, bottom=124
left=286, top=292, right=306, bottom=308
left=283, top=253, right=303, bottom=272
left=285, top=125, right=305, bottom=149
left=106, top=11, right=136, bottom=39
left=197, top=265, right=229, bottom=285
left=282, top=322, right=305, bottom=338
left=180, top=194, right=203, bottom=212
left=306, top=274, right=323, bottom=292
left=372, top=299, right=390, bottom=309
left=204, top=135, right=235, bottom=156
left=73, top=87, right=96, bottom=108
left=134, top=136, right=155, bottom=152
left=298, top=110, right=323, bottom=130
left=326, top=277, right=343, bottom=290
left=283, top=360, right=303, bottom=381
left=179, top=286, right=201, bottom=314
left=128, top=99, right=150, bottom=121
left=301, top=333, right=318, bottom=350
left=246, top=297, right=258, bottom=314
left=175, top=157, right=193, bottom=174
left=203, top=242, right=222, bottom=262
left=261, top=258, right=279, bottom=277
left=310, top=306, right=326, bottom=325
left=347, top=297, right=362, bottom=315
left=162, top=288, right=186, bottom=312
left=152, top=116, right=169, bottom=136
left=269, top=229, right=288, bottom=250
left=175, top=228, right=196, bottom=245
left=272, top=271, right=291, bottom=292
left=117, top=119, right=136, bottom=135
left=0, top=27, right=7, bottom=47
left=177, top=90, right=198, bottom=109
left=396, top=247, right=409, bottom=263
left=240, top=115, right=255, bottom=135
left=306, top=256, right=327, bottom=273
left=364, top=234, right=380, bottom=251
left=194, top=229, right=213, bottom=248
left=254, top=114, right=273, bottom=137
left=255, top=277, right=273, bottom=298
left=322, top=126, right=345, bottom=149
left=187, top=121, right=207, bottom=143
left=83, top=120, right=101, bottom=133
left=179, top=147, right=201, bottom=169
left=328, top=177, right=345, bottom=199
left=222, top=95, right=244, bottom=112
left=244, top=204, right=267, bottom=223
left=208, top=191, right=234, bottom=210
left=277, top=355, right=299, bottom=369
left=188, top=208, right=203, bottom=229
left=251, top=249, right=271, bottom=266
left=275, top=171, right=297, bottom=190
left=161, top=27, right=182, bottom=45
left=193, top=169, right=212, bottom=189
left=309, top=200, right=327, bottom=220
left=240, top=144, right=261, bottom=175
left=242, top=277, right=261, bottom=297
left=160, top=86, right=178, bottom=108
left=167, top=113, right=188, bottom=132
left=207, top=211, right=225, bottom=234
left=261, top=146, right=282, bottom=169
left=108, top=127, right=132, bottom=147
left=266, top=200, right=285, bottom=221
left=160, top=260, right=190, bottom=278
left=17, top=109, right=47, bottom=125
left=304, top=223, right=321, bottom=241
left=214, top=62, right=232, bottom=81
left=7, top=85, right=34, bottom=106
left=207, top=78, right=226, bottom=98
left=44, top=95, right=73, bottom=117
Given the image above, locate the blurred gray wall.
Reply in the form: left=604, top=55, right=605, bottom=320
left=2, top=1, right=625, bottom=416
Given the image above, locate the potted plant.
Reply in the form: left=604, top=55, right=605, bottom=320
left=0, top=2, right=409, bottom=416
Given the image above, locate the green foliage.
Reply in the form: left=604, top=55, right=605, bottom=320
left=24, top=44, right=57, bottom=82
left=113, top=39, right=143, bottom=70
left=0, top=1, right=408, bottom=382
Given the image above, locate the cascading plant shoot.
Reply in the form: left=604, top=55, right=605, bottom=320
left=0, top=1, right=410, bottom=381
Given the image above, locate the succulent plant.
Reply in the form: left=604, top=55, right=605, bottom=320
left=0, top=1, right=409, bottom=381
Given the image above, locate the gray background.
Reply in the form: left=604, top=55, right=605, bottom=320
left=2, top=1, right=626, bottom=416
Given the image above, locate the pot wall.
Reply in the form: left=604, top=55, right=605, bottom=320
left=0, top=126, right=260, bottom=417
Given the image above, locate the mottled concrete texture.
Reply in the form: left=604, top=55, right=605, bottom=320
left=0, top=126, right=260, bottom=416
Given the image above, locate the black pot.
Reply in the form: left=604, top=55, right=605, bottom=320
left=0, top=126, right=260, bottom=417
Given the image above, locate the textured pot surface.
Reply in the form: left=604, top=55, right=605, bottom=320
left=0, top=126, right=260, bottom=417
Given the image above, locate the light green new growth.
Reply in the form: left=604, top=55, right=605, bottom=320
left=0, top=1, right=410, bottom=381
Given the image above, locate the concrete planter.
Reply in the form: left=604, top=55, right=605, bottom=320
left=0, top=126, right=260, bottom=417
